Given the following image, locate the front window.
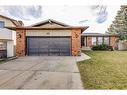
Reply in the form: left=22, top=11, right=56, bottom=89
left=92, top=37, right=96, bottom=45
left=98, top=37, right=103, bottom=45
left=104, top=37, right=110, bottom=45
left=0, top=21, right=5, bottom=28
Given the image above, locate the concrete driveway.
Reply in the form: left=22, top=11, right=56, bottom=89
left=0, top=55, right=87, bottom=89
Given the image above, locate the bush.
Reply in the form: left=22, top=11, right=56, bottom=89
left=91, top=44, right=113, bottom=51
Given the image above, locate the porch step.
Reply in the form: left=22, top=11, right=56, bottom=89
left=81, top=46, right=91, bottom=50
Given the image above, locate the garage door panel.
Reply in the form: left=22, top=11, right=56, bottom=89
left=26, top=37, right=71, bottom=56
left=28, top=48, right=39, bottom=56
left=39, top=38, right=49, bottom=47
left=38, top=48, right=49, bottom=56
left=27, top=38, right=38, bottom=48
left=49, top=48, right=60, bottom=56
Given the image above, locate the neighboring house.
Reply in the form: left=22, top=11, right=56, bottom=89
left=8, top=19, right=88, bottom=56
left=0, top=15, right=23, bottom=58
left=81, top=33, right=118, bottom=50
left=117, top=40, right=127, bottom=50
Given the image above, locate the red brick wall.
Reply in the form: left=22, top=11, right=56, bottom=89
left=84, top=36, right=118, bottom=49
left=86, top=37, right=92, bottom=47
left=96, top=37, right=98, bottom=45
left=71, top=29, right=81, bottom=56
left=16, top=29, right=26, bottom=57
left=110, top=36, right=118, bottom=49
left=16, top=29, right=82, bottom=56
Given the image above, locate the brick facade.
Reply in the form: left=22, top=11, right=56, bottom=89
left=82, top=36, right=118, bottom=49
left=16, top=29, right=82, bottom=57
left=15, top=19, right=88, bottom=57
left=16, top=29, right=26, bottom=57
left=71, top=29, right=81, bottom=56
left=110, top=36, right=118, bottom=49
left=87, top=37, right=92, bottom=47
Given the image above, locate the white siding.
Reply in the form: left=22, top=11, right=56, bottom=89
left=0, top=28, right=15, bottom=57
left=26, top=30, right=72, bottom=36
left=0, top=28, right=13, bottom=40
left=0, top=17, right=15, bottom=27
left=118, top=40, right=127, bottom=50
left=7, top=40, right=14, bottom=57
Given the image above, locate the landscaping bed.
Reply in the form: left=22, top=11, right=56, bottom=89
left=77, top=51, right=127, bottom=89
left=0, top=60, right=4, bottom=64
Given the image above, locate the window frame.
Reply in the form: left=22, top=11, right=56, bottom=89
left=98, top=37, right=103, bottom=45
left=0, top=21, right=5, bottom=28
left=104, top=36, right=110, bottom=45
left=92, top=37, right=97, bottom=46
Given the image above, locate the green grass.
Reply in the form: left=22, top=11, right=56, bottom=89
left=0, top=60, right=5, bottom=64
left=77, top=51, right=127, bottom=89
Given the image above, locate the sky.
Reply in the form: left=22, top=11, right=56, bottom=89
left=0, top=5, right=121, bottom=33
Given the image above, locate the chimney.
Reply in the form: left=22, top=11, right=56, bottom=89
left=18, top=20, right=24, bottom=26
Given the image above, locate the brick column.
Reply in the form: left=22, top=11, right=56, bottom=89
left=102, top=36, right=105, bottom=44
left=16, top=29, right=26, bottom=57
left=87, top=37, right=92, bottom=47
left=71, top=29, right=81, bottom=56
left=110, top=36, right=117, bottom=49
left=96, top=37, right=98, bottom=45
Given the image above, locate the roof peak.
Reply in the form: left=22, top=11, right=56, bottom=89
left=0, top=14, right=17, bottom=21
left=0, top=14, right=24, bottom=27
left=30, top=19, right=71, bottom=27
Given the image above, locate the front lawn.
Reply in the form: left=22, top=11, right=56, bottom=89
left=0, top=60, right=5, bottom=64
left=77, top=51, right=127, bottom=89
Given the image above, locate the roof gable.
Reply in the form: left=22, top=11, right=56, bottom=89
left=0, top=15, right=16, bottom=21
left=7, top=19, right=89, bottom=32
left=30, top=19, right=71, bottom=27
left=0, top=15, right=24, bottom=27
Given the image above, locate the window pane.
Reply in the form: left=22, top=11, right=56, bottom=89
left=0, top=21, right=5, bottom=28
left=104, top=37, right=109, bottom=45
left=92, top=37, right=96, bottom=45
left=98, top=37, right=103, bottom=45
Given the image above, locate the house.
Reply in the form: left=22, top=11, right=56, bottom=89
left=8, top=19, right=88, bottom=56
left=81, top=33, right=118, bottom=50
left=0, top=15, right=23, bottom=58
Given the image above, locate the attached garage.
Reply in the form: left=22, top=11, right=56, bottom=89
left=26, top=37, right=71, bottom=56
left=25, top=29, right=72, bottom=56
left=8, top=19, right=88, bottom=56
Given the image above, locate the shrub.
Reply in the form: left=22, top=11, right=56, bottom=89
left=91, top=44, right=113, bottom=51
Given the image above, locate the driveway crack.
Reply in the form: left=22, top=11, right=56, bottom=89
left=17, top=71, right=37, bottom=89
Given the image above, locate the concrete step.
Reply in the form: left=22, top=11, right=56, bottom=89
left=81, top=46, right=91, bottom=50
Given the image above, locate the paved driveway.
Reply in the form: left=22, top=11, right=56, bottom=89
left=0, top=56, right=84, bottom=89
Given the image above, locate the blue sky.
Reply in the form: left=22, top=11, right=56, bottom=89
left=0, top=5, right=120, bottom=33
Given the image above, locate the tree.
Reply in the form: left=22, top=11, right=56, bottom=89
left=108, top=5, right=127, bottom=40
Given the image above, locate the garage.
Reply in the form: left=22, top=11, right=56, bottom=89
left=26, top=37, right=71, bottom=56
left=8, top=19, right=88, bottom=57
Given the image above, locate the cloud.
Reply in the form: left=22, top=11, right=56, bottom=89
left=0, top=5, right=120, bottom=34
left=0, top=6, right=43, bottom=20
left=79, top=20, right=89, bottom=24
left=90, top=5, right=108, bottom=24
